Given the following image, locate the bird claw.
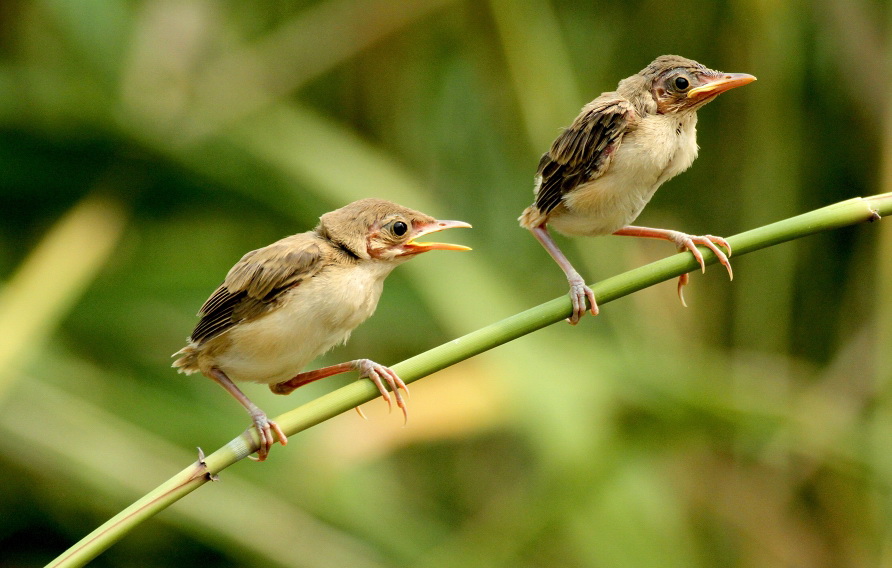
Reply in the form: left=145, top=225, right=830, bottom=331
left=247, top=412, right=287, bottom=462
left=566, top=277, right=598, bottom=325
left=357, top=359, right=409, bottom=424
left=677, top=272, right=689, bottom=307
left=670, top=232, right=732, bottom=307
left=671, top=232, right=733, bottom=280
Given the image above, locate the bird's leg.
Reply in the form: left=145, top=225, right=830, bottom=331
left=613, top=226, right=733, bottom=305
left=207, top=367, right=287, bottom=462
left=530, top=224, right=598, bottom=324
left=270, top=359, right=409, bottom=423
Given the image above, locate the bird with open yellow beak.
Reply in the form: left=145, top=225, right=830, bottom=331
left=520, top=55, right=756, bottom=323
left=174, top=198, right=471, bottom=460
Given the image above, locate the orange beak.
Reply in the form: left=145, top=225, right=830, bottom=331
left=688, top=72, right=757, bottom=100
left=403, top=220, right=472, bottom=254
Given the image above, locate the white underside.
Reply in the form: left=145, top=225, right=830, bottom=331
left=547, top=112, right=699, bottom=237
left=213, top=260, right=396, bottom=384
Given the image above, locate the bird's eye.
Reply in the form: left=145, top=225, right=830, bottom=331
left=673, top=76, right=690, bottom=90
left=392, top=221, right=408, bottom=236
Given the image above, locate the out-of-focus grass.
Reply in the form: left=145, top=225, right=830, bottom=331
left=0, top=194, right=128, bottom=397
left=0, top=0, right=889, bottom=567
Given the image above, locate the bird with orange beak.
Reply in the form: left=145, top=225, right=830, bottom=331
left=174, top=199, right=471, bottom=460
left=520, top=55, right=756, bottom=323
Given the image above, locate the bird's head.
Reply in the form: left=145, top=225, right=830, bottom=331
left=628, top=55, right=756, bottom=115
left=317, top=198, right=471, bottom=262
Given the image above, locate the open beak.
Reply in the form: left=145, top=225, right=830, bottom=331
left=403, top=220, right=472, bottom=254
left=688, top=72, right=756, bottom=100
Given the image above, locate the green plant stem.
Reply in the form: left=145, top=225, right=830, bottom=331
left=47, top=193, right=892, bottom=568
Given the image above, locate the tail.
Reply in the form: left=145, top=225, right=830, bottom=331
left=171, top=340, right=200, bottom=374
left=518, top=204, right=548, bottom=230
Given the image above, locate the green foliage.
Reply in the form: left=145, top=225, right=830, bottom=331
left=1, top=1, right=890, bottom=567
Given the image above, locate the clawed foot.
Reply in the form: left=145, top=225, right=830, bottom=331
left=270, top=360, right=408, bottom=424
left=668, top=232, right=733, bottom=306
left=356, top=359, right=409, bottom=424
left=205, top=367, right=287, bottom=462
left=567, top=275, right=598, bottom=325
left=528, top=224, right=599, bottom=324
left=247, top=411, right=287, bottom=462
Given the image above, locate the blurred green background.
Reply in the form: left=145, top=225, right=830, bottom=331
left=1, top=0, right=891, bottom=566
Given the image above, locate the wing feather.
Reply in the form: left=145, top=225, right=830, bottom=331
left=534, top=98, right=635, bottom=214
left=190, top=233, right=326, bottom=344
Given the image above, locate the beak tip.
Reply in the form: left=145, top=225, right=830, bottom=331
left=687, top=72, right=757, bottom=99
left=405, top=219, right=472, bottom=254
left=438, top=220, right=473, bottom=229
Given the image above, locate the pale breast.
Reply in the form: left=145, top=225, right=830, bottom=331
left=213, top=261, right=394, bottom=384
left=548, top=113, right=699, bottom=237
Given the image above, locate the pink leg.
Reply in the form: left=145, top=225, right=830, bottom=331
left=270, top=359, right=409, bottom=423
left=530, top=224, right=598, bottom=324
left=613, top=226, right=733, bottom=305
left=208, top=367, right=287, bottom=461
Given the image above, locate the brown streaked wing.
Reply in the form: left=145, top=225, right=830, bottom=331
left=190, top=234, right=326, bottom=344
left=534, top=98, right=635, bottom=214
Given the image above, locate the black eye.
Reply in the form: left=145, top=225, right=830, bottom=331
left=674, top=76, right=690, bottom=90
left=392, top=221, right=408, bottom=236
